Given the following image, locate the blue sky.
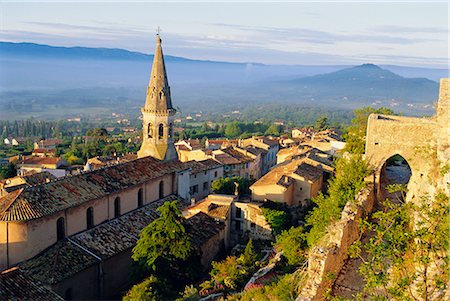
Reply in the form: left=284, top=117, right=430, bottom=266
left=1, top=1, right=448, bottom=67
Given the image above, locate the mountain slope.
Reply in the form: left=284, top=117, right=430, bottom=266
left=277, top=64, right=439, bottom=102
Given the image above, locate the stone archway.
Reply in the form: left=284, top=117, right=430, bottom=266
left=378, top=154, right=412, bottom=202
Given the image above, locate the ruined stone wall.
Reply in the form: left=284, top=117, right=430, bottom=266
left=297, top=186, right=375, bottom=301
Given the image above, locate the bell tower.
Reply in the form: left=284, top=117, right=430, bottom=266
left=138, top=34, right=178, bottom=161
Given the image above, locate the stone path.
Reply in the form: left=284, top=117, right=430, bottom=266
left=330, top=164, right=410, bottom=299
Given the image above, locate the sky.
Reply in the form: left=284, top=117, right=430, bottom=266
left=0, top=1, right=449, bottom=68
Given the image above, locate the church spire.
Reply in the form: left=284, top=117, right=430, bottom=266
left=144, top=34, right=174, bottom=112
left=138, top=33, right=178, bottom=161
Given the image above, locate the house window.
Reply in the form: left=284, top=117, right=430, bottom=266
left=192, top=184, right=199, bottom=194
left=159, top=181, right=164, bottom=199
left=250, top=222, right=256, bottom=229
left=138, top=188, right=144, bottom=207
left=56, top=217, right=65, bottom=241
left=158, top=123, right=164, bottom=139
left=86, top=207, right=94, bottom=229
left=114, top=197, right=121, bottom=218
left=204, top=171, right=207, bottom=175
left=214, top=171, right=218, bottom=178
left=236, top=207, right=242, bottom=218
left=203, top=181, right=208, bottom=191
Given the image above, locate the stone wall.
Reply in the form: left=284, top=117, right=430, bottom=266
left=297, top=185, right=375, bottom=301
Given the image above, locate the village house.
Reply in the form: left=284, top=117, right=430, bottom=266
left=183, top=194, right=272, bottom=247
left=185, top=159, right=224, bottom=201
left=16, top=156, right=67, bottom=178
left=31, top=148, right=57, bottom=158
left=211, top=147, right=254, bottom=178
left=34, top=138, right=62, bottom=150
left=0, top=171, right=56, bottom=197
left=250, top=147, right=334, bottom=206
left=238, top=136, right=280, bottom=174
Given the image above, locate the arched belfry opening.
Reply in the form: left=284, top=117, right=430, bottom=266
left=379, top=154, right=412, bottom=202
left=158, top=124, right=164, bottom=140
left=147, top=123, right=153, bottom=138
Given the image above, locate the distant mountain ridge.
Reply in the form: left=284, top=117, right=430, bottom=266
left=0, top=41, right=445, bottom=119
left=277, top=63, right=438, bottom=102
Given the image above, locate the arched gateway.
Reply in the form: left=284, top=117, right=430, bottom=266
left=365, top=78, right=450, bottom=201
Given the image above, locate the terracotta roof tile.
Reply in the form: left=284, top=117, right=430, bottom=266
left=186, top=212, right=226, bottom=247
left=0, top=157, right=190, bottom=221
left=71, top=195, right=178, bottom=259
left=0, top=267, right=64, bottom=300
left=20, top=240, right=100, bottom=285
left=294, top=162, right=323, bottom=181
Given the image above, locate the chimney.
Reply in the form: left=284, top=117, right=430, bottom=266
left=45, top=178, right=51, bottom=183
left=191, top=198, right=196, bottom=206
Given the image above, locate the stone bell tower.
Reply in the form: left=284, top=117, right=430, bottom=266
left=137, top=34, right=178, bottom=161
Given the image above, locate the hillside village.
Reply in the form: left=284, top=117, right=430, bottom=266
left=0, top=34, right=449, bottom=301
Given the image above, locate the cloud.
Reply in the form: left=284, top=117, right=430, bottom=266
left=372, top=25, right=449, bottom=34
left=213, top=23, right=442, bottom=45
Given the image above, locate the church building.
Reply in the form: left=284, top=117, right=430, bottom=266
left=0, top=34, right=226, bottom=300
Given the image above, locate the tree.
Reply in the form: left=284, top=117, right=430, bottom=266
left=275, top=227, right=308, bottom=267
left=314, top=116, right=329, bottom=131
left=208, top=256, right=248, bottom=290
left=262, top=207, right=290, bottom=235
left=0, top=163, right=16, bottom=180
left=239, top=239, right=258, bottom=268
left=265, top=124, right=282, bottom=136
left=224, top=123, right=242, bottom=138
left=211, top=176, right=252, bottom=196
left=123, top=276, right=159, bottom=301
left=351, top=191, right=449, bottom=300
left=343, top=107, right=393, bottom=154
left=306, top=155, right=371, bottom=246
left=132, top=201, right=193, bottom=272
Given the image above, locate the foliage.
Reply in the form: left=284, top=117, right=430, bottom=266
left=264, top=124, right=283, bottom=136
left=200, top=240, right=261, bottom=294
left=123, top=276, right=159, bottom=301
left=176, top=285, right=199, bottom=301
left=342, top=107, right=394, bottom=154
left=353, top=192, right=449, bottom=301
left=262, top=207, right=291, bottom=235
left=225, top=123, right=243, bottom=138
left=0, top=163, right=16, bottom=180
left=132, top=200, right=193, bottom=272
left=314, top=115, right=329, bottom=131
left=239, top=239, right=258, bottom=268
left=62, top=151, right=84, bottom=165
left=211, top=176, right=252, bottom=196
left=209, top=256, right=248, bottom=290
left=238, top=273, right=299, bottom=301
left=275, top=227, right=308, bottom=267
left=306, top=155, right=371, bottom=246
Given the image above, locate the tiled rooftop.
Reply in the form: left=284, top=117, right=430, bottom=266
left=294, top=162, right=324, bottom=181
left=71, top=196, right=176, bottom=259
left=19, top=195, right=180, bottom=284
left=18, top=156, right=62, bottom=166
left=0, top=267, right=64, bottom=300
left=186, top=212, right=226, bottom=247
left=221, top=148, right=253, bottom=164
left=20, top=240, right=100, bottom=285
left=17, top=195, right=222, bottom=286
left=0, top=157, right=189, bottom=221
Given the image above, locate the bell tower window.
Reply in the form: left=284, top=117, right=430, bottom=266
left=147, top=123, right=153, bottom=138
left=158, top=123, right=164, bottom=139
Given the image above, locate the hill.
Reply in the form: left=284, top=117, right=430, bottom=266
left=0, top=42, right=445, bottom=119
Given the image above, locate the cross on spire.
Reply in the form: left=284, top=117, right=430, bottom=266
left=156, top=26, right=162, bottom=36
